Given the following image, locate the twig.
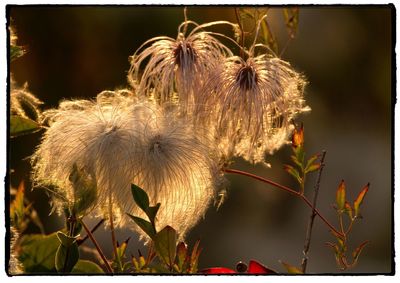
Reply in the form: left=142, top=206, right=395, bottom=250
left=301, top=150, right=327, bottom=273
left=80, top=219, right=113, bottom=273
left=223, top=168, right=343, bottom=238
left=77, top=219, right=105, bottom=246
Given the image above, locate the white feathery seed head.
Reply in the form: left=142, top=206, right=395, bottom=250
left=32, top=89, right=140, bottom=220
left=128, top=20, right=234, bottom=113
left=116, top=105, right=219, bottom=239
left=197, top=53, right=309, bottom=164
left=32, top=89, right=219, bottom=239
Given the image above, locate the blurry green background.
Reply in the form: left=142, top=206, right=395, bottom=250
left=9, top=5, right=393, bottom=274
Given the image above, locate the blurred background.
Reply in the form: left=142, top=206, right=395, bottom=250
left=8, top=5, right=393, bottom=274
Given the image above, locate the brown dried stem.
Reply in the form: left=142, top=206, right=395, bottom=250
left=223, top=167, right=342, bottom=238
left=301, top=150, right=327, bottom=273
left=80, top=219, right=113, bottom=273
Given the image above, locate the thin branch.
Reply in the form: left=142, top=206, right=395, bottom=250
left=77, top=219, right=105, bottom=246
left=301, top=150, right=327, bottom=273
left=80, top=219, right=113, bottom=273
left=223, top=168, right=343, bottom=238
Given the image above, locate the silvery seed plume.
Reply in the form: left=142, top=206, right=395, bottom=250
left=114, top=104, right=219, bottom=239
left=128, top=20, right=233, bottom=113
left=32, top=89, right=140, bottom=220
left=197, top=53, right=309, bottom=164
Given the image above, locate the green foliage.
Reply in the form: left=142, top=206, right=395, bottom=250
left=10, top=115, right=41, bottom=137
left=71, top=260, right=104, bottom=274
left=280, top=261, right=303, bottom=274
left=10, top=44, right=25, bottom=61
left=154, top=226, right=177, bottom=269
left=284, top=125, right=321, bottom=194
left=326, top=181, right=370, bottom=270
left=18, top=233, right=59, bottom=273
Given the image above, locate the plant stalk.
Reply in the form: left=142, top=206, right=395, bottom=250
left=80, top=219, right=113, bottom=273
left=301, top=150, right=326, bottom=273
left=223, top=167, right=343, bottom=238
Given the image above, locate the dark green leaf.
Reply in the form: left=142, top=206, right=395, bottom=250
left=131, top=184, right=150, bottom=212
left=55, top=242, right=79, bottom=273
left=56, top=231, right=78, bottom=247
left=154, top=226, right=177, bottom=268
left=10, top=115, right=40, bottom=137
left=18, top=233, right=59, bottom=273
left=71, top=260, right=104, bottom=274
left=127, top=214, right=156, bottom=239
left=146, top=203, right=161, bottom=224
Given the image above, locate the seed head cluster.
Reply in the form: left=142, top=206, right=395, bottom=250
left=32, top=17, right=309, bottom=239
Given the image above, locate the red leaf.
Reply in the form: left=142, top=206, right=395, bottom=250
left=201, top=267, right=236, bottom=274
left=248, top=260, right=277, bottom=274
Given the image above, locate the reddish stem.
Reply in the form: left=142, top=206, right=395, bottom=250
left=223, top=168, right=343, bottom=238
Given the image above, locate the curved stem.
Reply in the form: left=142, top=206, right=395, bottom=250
left=222, top=168, right=343, bottom=238
left=235, top=8, right=245, bottom=59
left=80, top=219, right=113, bottom=273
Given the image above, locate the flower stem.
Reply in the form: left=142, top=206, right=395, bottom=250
left=235, top=8, right=246, bottom=59
left=80, top=219, right=113, bottom=273
left=223, top=168, right=343, bottom=238
left=108, top=193, right=122, bottom=271
left=301, top=150, right=326, bottom=273
left=77, top=219, right=105, bottom=246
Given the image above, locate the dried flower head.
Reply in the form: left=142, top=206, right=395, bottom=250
left=116, top=105, right=219, bottom=239
left=128, top=20, right=233, bottom=113
left=197, top=53, right=309, bottom=164
left=32, top=90, right=219, bottom=238
left=32, top=89, right=140, bottom=220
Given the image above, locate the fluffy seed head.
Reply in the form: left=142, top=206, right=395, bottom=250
left=32, top=90, right=219, bottom=239
left=128, top=21, right=232, bottom=113
left=197, top=54, right=309, bottom=163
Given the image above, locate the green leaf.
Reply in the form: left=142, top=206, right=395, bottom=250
left=10, top=115, right=40, bottom=137
left=146, top=203, right=161, bottom=224
left=176, top=242, right=187, bottom=272
left=154, top=226, right=177, bottom=268
left=354, top=183, right=369, bottom=217
left=260, top=19, right=278, bottom=54
left=127, top=214, right=156, bottom=239
left=55, top=241, right=79, bottom=273
left=284, top=164, right=302, bottom=185
left=336, top=180, right=346, bottom=211
left=189, top=239, right=202, bottom=273
left=71, top=260, right=104, bottom=274
left=345, top=202, right=353, bottom=220
left=131, top=184, right=150, bottom=212
left=280, top=261, right=303, bottom=274
left=11, top=45, right=25, bottom=61
left=18, top=233, right=60, bottom=273
left=56, top=231, right=78, bottom=247
left=305, top=163, right=321, bottom=173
